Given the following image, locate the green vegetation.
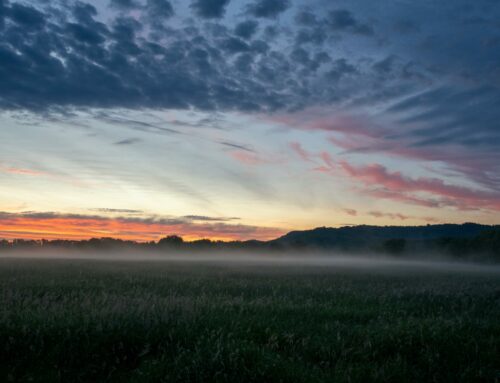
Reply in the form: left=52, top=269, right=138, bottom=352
left=0, top=258, right=499, bottom=382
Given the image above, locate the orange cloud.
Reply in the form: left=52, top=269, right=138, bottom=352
left=0, top=212, right=284, bottom=242
left=0, top=165, right=47, bottom=176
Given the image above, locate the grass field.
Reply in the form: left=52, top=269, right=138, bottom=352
left=0, top=256, right=499, bottom=382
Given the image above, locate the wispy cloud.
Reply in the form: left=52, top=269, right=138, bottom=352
left=368, top=211, right=410, bottom=220
left=319, top=157, right=500, bottom=212
left=343, top=208, right=358, bottom=216
left=219, top=141, right=255, bottom=152
left=113, top=138, right=142, bottom=145
left=89, top=208, right=144, bottom=214
left=0, top=164, right=48, bottom=177
left=289, top=142, right=312, bottom=162
left=182, top=215, right=240, bottom=222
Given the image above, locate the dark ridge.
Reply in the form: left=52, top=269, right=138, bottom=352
left=1, top=223, right=499, bottom=262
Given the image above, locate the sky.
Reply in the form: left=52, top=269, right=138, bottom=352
left=0, top=0, right=499, bottom=241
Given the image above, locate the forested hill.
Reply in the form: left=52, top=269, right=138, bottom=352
left=272, top=223, right=494, bottom=247
left=269, top=223, right=500, bottom=260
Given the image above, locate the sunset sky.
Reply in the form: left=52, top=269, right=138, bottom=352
left=0, top=0, right=499, bottom=241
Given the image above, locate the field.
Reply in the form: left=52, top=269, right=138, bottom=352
left=0, top=256, right=499, bottom=382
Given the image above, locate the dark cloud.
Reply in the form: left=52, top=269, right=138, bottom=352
left=327, top=58, right=357, bottom=81
left=219, top=141, right=255, bottom=152
left=73, top=2, right=98, bottom=23
left=90, top=208, right=144, bottom=214
left=94, top=113, right=181, bottom=135
left=295, top=10, right=318, bottom=26
left=295, top=27, right=327, bottom=46
left=372, top=55, right=396, bottom=74
left=234, top=20, right=258, bottom=40
left=190, top=0, right=230, bottom=19
left=327, top=9, right=374, bottom=35
left=109, top=0, right=141, bottom=10
left=8, top=2, right=45, bottom=29
left=67, top=22, right=106, bottom=45
left=113, top=137, right=142, bottom=145
left=220, top=36, right=250, bottom=53
left=389, top=86, right=500, bottom=145
left=393, top=19, right=420, bottom=34
left=247, top=0, right=290, bottom=19
left=146, top=0, right=174, bottom=20
left=0, top=0, right=498, bottom=170
left=0, top=0, right=6, bottom=29
left=182, top=215, right=240, bottom=222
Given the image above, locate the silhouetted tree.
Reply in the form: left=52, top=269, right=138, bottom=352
left=158, top=235, right=184, bottom=248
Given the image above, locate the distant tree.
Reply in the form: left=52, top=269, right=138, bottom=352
left=190, top=239, right=213, bottom=250
left=158, top=235, right=184, bottom=248
left=383, top=238, right=406, bottom=255
left=471, top=229, right=500, bottom=260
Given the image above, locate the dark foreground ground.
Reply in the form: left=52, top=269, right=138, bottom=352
left=0, top=256, right=499, bottom=382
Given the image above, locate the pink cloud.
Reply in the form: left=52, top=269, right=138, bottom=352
left=0, top=165, right=47, bottom=176
left=229, top=151, right=270, bottom=166
left=272, top=109, right=386, bottom=138
left=368, top=211, right=410, bottom=220
left=271, top=109, right=500, bottom=193
left=289, top=142, right=312, bottom=162
left=365, top=210, right=439, bottom=222
left=314, top=153, right=500, bottom=211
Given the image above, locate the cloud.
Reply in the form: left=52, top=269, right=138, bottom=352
left=326, top=9, right=374, bottom=35
left=0, top=211, right=284, bottom=241
left=0, top=163, right=47, bottom=177
left=182, top=215, right=240, bottom=222
left=0, top=0, right=498, bottom=184
left=146, top=0, right=174, bottom=21
left=277, top=106, right=500, bottom=195
left=326, top=159, right=500, bottom=212
left=368, top=211, right=410, bottom=221
left=190, top=0, right=230, bottom=19
left=89, top=208, right=144, bottom=214
left=109, top=0, right=141, bottom=10
left=295, top=10, right=318, bottom=26
left=113, top=137, right=142, bottom=145
left=8, top=2, right=45, bottom=28
left=219, top=141, right=254, bottom=152
left=343, top=208, right=357, bottom=216
left=96, top=113, right=181, bottom=135
left=247, top=0, right=290, bottom=19
left=289, top=142, right=312, bottom=162
left=365, top=210, right=439, bottom=223
left=229, top=150, right=270, bottom=166
left=234, top=20, right=258, bottom=40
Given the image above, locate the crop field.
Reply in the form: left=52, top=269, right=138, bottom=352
left=0, top=256, right=499, bottom=382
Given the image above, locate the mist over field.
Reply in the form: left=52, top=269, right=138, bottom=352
left=2, top=249, right=500, bottom=276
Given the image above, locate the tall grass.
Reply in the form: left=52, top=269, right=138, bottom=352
left=0, top=258, right=499, bottom=382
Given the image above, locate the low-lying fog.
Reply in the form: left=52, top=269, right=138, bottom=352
left=1, top=250, right=499, bottom=274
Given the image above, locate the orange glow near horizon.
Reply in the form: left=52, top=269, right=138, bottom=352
left=0, top=215, right=285, bottom=242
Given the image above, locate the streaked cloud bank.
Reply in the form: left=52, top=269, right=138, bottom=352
left=0, top=211, right=283, bottom=241
left=0, top=0, right=499, bottom=239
